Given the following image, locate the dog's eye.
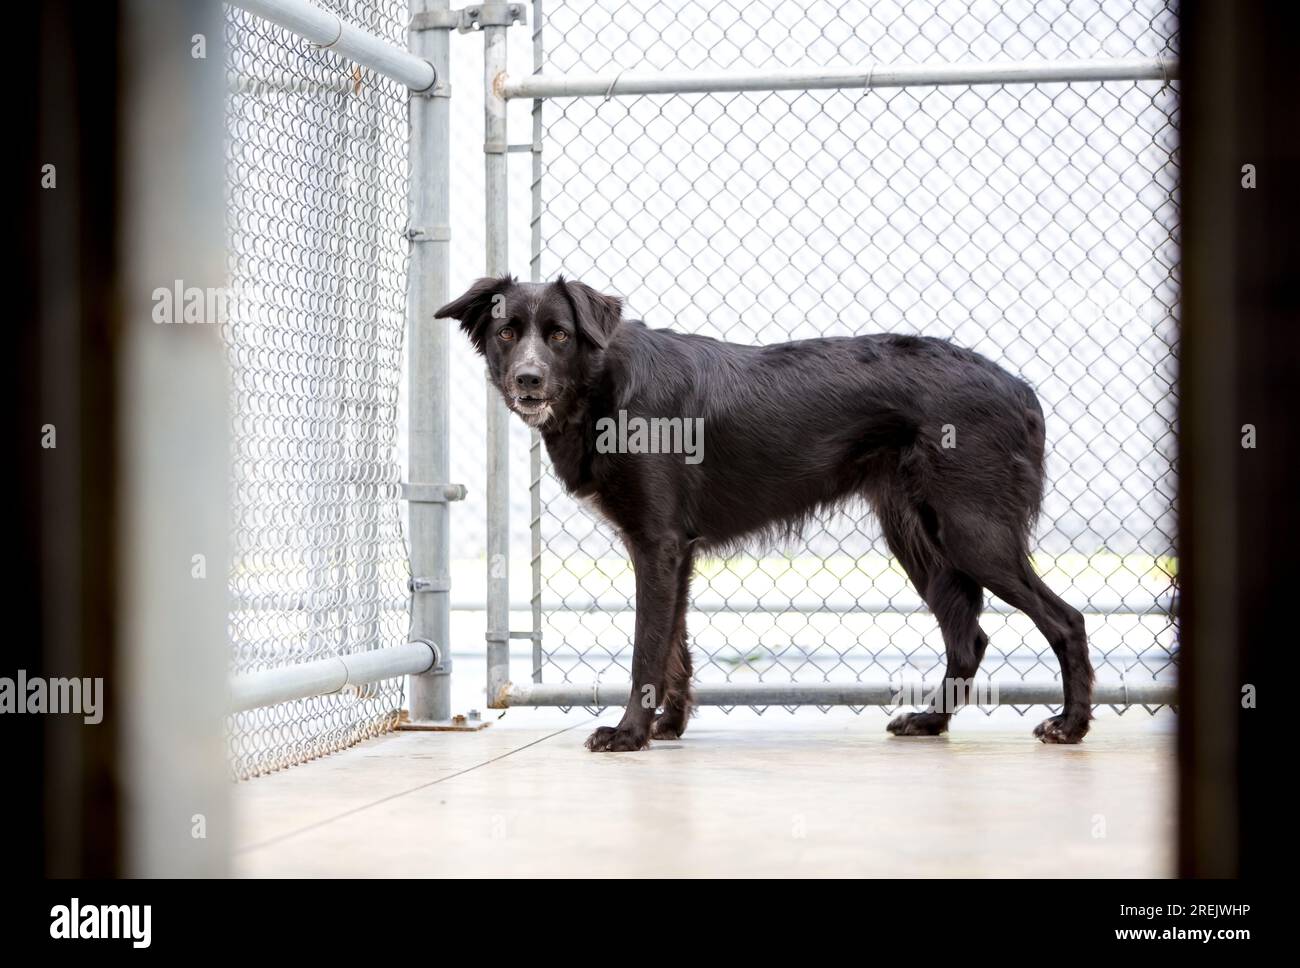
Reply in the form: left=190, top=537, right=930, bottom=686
left=497, top=327, right=515, bottom=342
left=550, top=330, right=569, bottom=343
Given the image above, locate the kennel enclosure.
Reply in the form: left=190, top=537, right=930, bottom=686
left=223, top=0, right=1180, bottom=775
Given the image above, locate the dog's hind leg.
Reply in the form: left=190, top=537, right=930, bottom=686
left=875, top=496, right=985, bottom=737
left=651, top=552, right=695, bottom=740
left=937, top=510, right=1094, bottom=743
left=994, top=564, right=1092, bottom=743
left=886, top=567, right=990, bottom=736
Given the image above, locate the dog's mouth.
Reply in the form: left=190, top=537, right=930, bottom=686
left=510, top=394, right=556, bottom=425
left=512, top=395, right=552, bottom=413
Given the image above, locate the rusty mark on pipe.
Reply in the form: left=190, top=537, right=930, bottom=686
left=489, top=679, right=513, bottom=708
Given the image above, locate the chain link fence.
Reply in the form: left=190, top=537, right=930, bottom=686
left=217, top=0, right=1179, bottom=777
left=223, top=0, right=412, bottom=778
left=526, top=0, right=1179, bottom=710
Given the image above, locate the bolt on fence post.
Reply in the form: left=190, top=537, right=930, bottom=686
left=485, top=19, right=512, bottom=706
left=405, top=0, right=454, bottom=723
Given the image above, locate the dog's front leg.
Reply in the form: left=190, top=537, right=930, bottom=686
left=586, top=536, right=683, bottom=752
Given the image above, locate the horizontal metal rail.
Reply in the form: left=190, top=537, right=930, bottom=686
left=501, top=679, right=1177, bottom=708
left=439, top=594, right=1172, bottom=616
left=228, top=640, right=438, bottom=713
left=229, top=0, right=437, bottom=92
left=507, top=646, right=1169, bottom=667
left=502, top=56, right=1177, bottom=100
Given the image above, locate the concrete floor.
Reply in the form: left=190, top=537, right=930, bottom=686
left=232, top=708, right=1176, bottom=877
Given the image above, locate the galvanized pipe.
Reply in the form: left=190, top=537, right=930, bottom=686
left=528, top=0, right=545, bottom=683
left=502, top=56, right=1177, bottom=100
left=229, top=640, right=439, bottom=713
left=484, top=22, right=513, bottom=706
left=445, top=592, right=1172, bottom=616
left=404, top=0, right=454, bottom=722
left=230, top=0, right=437, bottom=92
left=502, top=679, right=1177, bottom=708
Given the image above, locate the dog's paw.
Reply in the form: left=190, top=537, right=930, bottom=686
left=1033, top=714, right=1089, bottom=744
left=585, top=724, right=650, bottom=752
left=886, top=711, right=949, bottom=736
left=650, top=708, right=689, bottom=740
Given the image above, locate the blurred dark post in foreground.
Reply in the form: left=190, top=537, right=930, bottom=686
left=1178, top=0, right=1295, bottom=878
left=14, top=0, right=229, bottom=876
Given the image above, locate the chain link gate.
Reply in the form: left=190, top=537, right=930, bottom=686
left=484, top=0, right=1180, bottom=713
left=224, top=0, right=415, bottom=778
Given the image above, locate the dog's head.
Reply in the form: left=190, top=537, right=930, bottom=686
left=436, top=275, right=622, bottom=427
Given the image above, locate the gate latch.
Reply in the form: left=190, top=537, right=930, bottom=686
left=411, top=4, right=527, bottom=33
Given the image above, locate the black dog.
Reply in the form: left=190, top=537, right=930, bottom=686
left=438, top=275, right=1093, bottom=751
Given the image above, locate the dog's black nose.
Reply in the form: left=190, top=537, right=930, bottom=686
left=514, top=367, right=544, bottom=392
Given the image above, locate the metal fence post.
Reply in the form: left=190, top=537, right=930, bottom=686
left=484, top=17, right=512, bottom=706
left=405, top=0, right=455, bottom=723
left=528, top=0, right=545, bottom=683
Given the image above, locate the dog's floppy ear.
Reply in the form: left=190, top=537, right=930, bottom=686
left=556, top=276, right=622, bottom=349
left=435, top=275, right=516, bottom=354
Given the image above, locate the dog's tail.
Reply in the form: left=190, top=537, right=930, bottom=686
left=1017, top=380, right=1048, bottom=536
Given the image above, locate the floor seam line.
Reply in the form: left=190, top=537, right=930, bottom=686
left=233, top=718, right=595, bottom=856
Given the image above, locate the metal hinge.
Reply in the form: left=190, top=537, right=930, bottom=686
left=410, top=4, right=527, bottom=33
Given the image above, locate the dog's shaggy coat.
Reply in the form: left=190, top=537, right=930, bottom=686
left=438, top=276, right=1093, bottom=751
